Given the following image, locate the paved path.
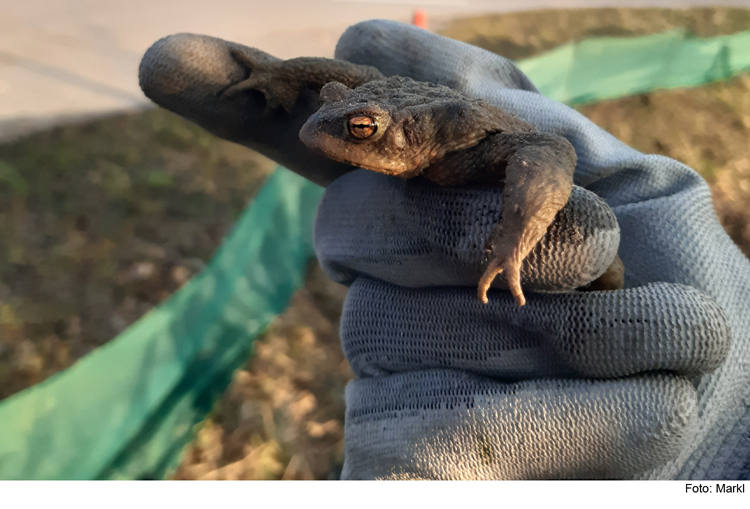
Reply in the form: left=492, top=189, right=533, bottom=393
left=0, top=0, right=745, bottom=140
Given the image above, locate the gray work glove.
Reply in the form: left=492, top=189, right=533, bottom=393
left=139, top=20, right=746, bottom=479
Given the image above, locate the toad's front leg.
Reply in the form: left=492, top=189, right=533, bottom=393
left=478, top=133, right=576, bottom=306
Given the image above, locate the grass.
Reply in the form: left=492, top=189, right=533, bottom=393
left=0, top=5, right=748, bottom=479
left=0, top=108, right=273, bottom=399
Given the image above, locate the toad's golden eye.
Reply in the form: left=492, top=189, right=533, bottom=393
left=348, top=116, right=377, bottom=139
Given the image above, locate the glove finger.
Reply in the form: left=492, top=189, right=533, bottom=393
left=315, top=169, right=619, bottom=292
left=138, top=33, right=351, bottom=186
left=335, top=20, right=539, bottom=95
left=342, top=277, right=730, bottom=379
left=343, top=371, right=697, bottom=479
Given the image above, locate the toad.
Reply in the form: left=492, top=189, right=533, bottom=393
left=225, top=51, right=623, bottom=305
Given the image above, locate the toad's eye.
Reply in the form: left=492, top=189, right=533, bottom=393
left=348, top=116, right=377, bottom=139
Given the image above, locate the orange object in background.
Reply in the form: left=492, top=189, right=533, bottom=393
left=413, top=10, right=428, bottom=29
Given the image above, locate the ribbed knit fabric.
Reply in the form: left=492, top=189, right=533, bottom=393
left=315, top=171, right=619, bottom=292
left=343, top=372, right=697, bottom=479
left=339, top=278, right=729, bottom=380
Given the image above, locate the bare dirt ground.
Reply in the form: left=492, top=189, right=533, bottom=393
left=578, top=75, right=750, bottom=259
left=1, top=7, right=749, bottom=480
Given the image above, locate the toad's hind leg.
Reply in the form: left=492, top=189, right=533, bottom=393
left=224, top=50, right=383, bottom=112
left=479, top=134, right=576, bottom=306
left=224, top=50, right=306, bottom=112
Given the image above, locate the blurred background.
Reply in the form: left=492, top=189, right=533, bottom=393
left=2, top=0, right=750, bottom=480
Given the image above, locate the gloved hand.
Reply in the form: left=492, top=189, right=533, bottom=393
left=138, top=20, right=747, bottom=479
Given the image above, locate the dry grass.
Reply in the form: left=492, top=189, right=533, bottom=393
left=0, top=109, right=274, bottom=399
left=578, top=75, right=750, bottom=257
left=441, top=7, right=750, bottom=258
left=173, top=263, right=350, bottom=480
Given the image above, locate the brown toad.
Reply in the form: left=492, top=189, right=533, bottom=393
left=226, top=51, right=621, bottom=305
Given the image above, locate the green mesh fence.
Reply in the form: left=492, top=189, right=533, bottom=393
left=0, top=169, right=323, bottom=479
left=1, top=27, right=750, bottom=480
left=518, top=28, right=750, bottom=105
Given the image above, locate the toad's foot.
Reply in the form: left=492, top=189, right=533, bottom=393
left=478, top=254, right=525, bottom=306
left=224, top=50, right=301, bottom=112
left=479, top=133, right=576, bottom=306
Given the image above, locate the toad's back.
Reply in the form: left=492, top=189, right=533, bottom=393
left=300, top=76, right=538, bottom=179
